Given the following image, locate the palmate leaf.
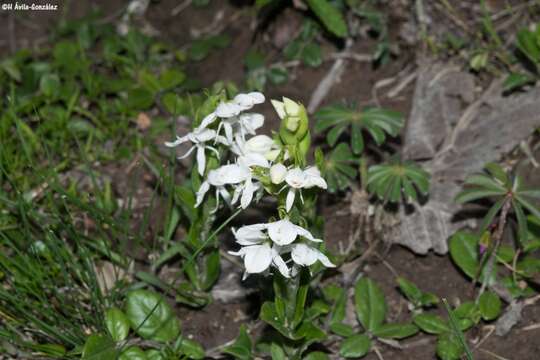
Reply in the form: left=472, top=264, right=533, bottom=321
left=315, top=105, right=403, bottom=154
left=367, top=160, right=430, bottom=203
left=457, top=163, right=540, bottom=242
left=319, top=143, right=358, bottom=193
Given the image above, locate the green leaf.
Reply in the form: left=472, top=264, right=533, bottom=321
left=436, top=333, right=464, bottom=360
left=268, top=66, right=288, bottom=85
left=367, top=161, right=430, bottom=203
left=517, top=28, right=540, bottom=63
left=513, top=200, right=528, bottom=245
left=396, top=277, right=422, bottom=304
left=330, top=322, right=355, bottom=337
left=159, top=69, right=186, bottom=90
left=222, top=324, right=252, bottom=360
left=503, top=73, right=535, bottom=91
left=372, top=323, right=418, bottom=339
left=146, top=350, right=165, bottom=360
left=413, top=314, right=449, bottom=335
left=478, top=291, right=502, bottom=321
left=178, top=338, right=205, bottom=359
left=306, top=0, right=348, bottom=38
left=40, top=74, right=61, bottom=97
left=354, top=277, right=387, bottom=332
left=1, top=59, right=21, bottom=81
left=339, top=334, right=371, bottom=358
left=105, top=307, right=130, bottom=341
left=270, top=343, right=286, bottom=360
left=82, top=334, right=118, bottom=360
left=321, top=143, right=358, bottom=193
left=119, top=347, right=147, bottom=360
left=304, top=351, right=330, bottom=360
left=449, top=232, right=480, bottom=280
left=127, top=87, right=154, bottom=110
left=125, top=289, right=180, bottom=342
left=302, top=43, right=323, bottom=67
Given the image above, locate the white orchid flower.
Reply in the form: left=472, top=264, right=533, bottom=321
left=165, top=128, right=228, bottom=176
left=290, top=243, right=335, bottom=268
left=284, top=166, right=327, bottom=212
left=267, top=219, right=321, bottom=246
left=230, top=153, right=269, bottom=209
left=196, top=92, right=265, bottom=137
left=229, top=243, right=289, bottom=279
left=229, top=221, right=289, bottom=279
left=233, top=92, right=265, bottom=111
left=195, top=164, right=250, bottom=209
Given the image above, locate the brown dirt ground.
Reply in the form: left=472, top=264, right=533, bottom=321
left=2, top=0, right=540, bottom=359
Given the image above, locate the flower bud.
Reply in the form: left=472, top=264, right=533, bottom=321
left=270, top=163, right=287, bottom=184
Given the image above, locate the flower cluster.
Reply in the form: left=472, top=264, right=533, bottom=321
left=230, top=220, right=334, bottom=279
left=166, top=93, right=334, bottom=278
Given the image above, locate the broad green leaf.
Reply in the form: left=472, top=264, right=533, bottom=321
left=449, top=232, right=480, bottom=280
left=178, top=338, right=205, bottom=359
left=119, top=347, right=147, bottom=360
left=478, top=291, right=501, bottom=321
left=223, top=324, right=252, bottom=359
left=354, top=277, right=386, bottom=332
left=82, top=334, right=118, bottom=360
left=270, top=343, right=286, bottom=360
left=413, top=314, right=449, bottom=334
left=436, top=333, right=464, bottom=360
left=304, top=351, right=330, bottom=360
left=339, top=334, right=371, bottom=358
left=306, top=0, right=348, bottom=38
left=396, top=277, right=422, bottom=304
left=146, top=350, right=165, bottom=360
left=105, top=307, right=130, bottom=341
left=330, top=322, right=355, bottom=337
left=127, top=87, right=154, bottom=110
left=372, top=323, right=418, bottom=339
left=125, top=290, right=180, bottom=342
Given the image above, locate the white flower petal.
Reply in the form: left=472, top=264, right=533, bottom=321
left=243, top=244, right=273, bottom=273
left=234, top=223, right=267, bottom=245
left=177, top=145, right=196, bottom=159
left=285, top=168, right=306, bottom=189
left=285, top=188, right=296, bottom=212
left=224, top=122, right=234, bottom=144
left=271, top=248, right=290, bottom=278
left=247, top=91, right=265, bottom=104
left=245, top=135, right=274, bottom=155
left=215, top=102, right=242, bottom=118
left=196, top=145, right=206, bottom=175
left=195, top=181, right=210, bottom=207
left=267, top=220, right=297, bottom=246
left=198, top=112, right=217, bottom=129
left=165, top=135, right=188, bottom=147
left=291, top=244, right=319, bottom=266
left=294, top=225, right=322, bottom=242
left=240, top=179, right=255, bottom=209
left=239, top=153, right=269, bottom=168
left=317, top=252, right=335, bottom=268
left=240, top=113, right=264, bottom=133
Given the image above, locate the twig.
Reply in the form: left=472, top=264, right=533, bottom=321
left=172, top=0, right=191, bottom=16
left=387, top=71, right=418, bottom=98
left=373, top=346, right=385, bottom=360
left=472, top=325, right=495, bottom=351
left=521, top=323, right=540, bottom=331
left=478, top=348, right=511, bottom=360
left=308, top=38, right=354, bottom=113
